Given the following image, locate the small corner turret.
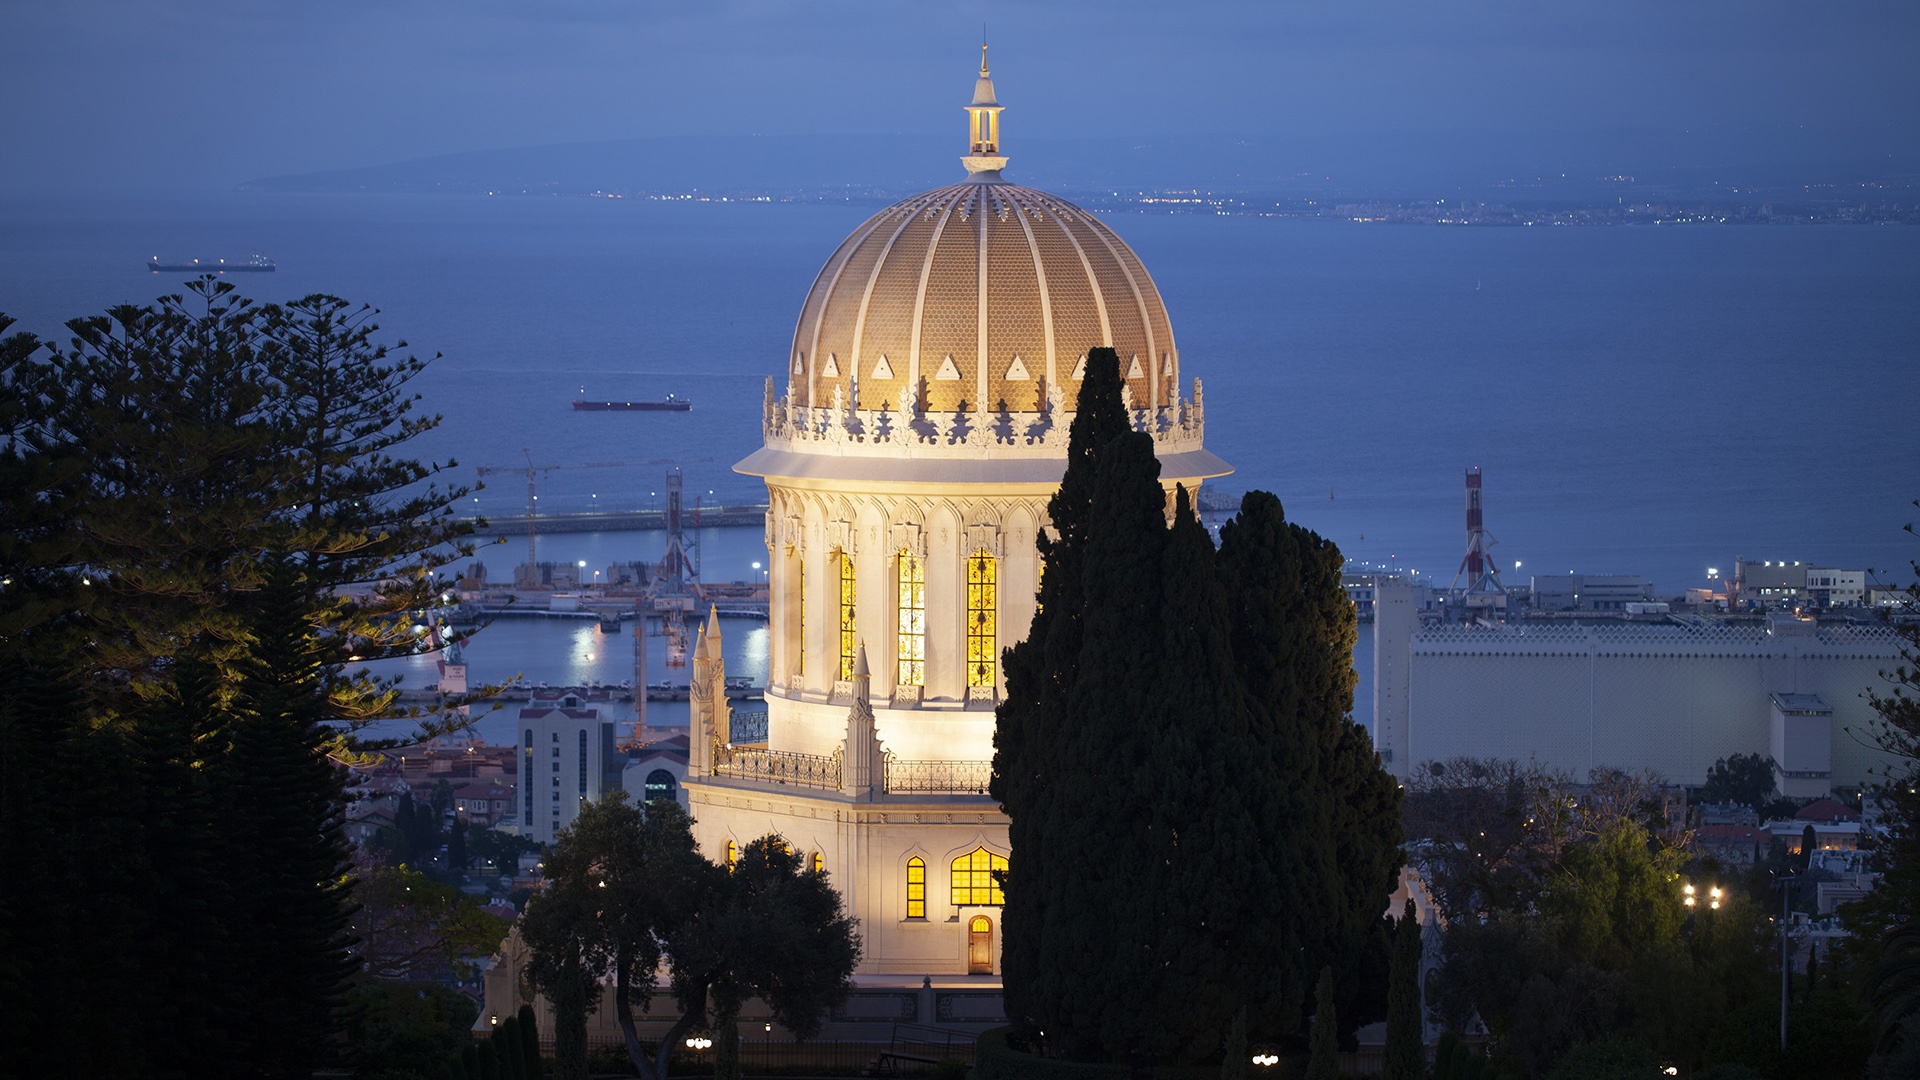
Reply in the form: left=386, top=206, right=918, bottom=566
left=841, top=641, right=887, bottom=799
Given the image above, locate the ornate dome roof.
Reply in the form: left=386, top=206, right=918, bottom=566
left=740, top=48, right=1227, bottom=487
left=788, top=181, right=1180, bottom=418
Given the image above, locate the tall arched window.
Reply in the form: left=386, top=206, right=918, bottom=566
left=951, top=847, right=1007, bottom=906
left=837, top=549, right=858, bottom=681
left=966, top=550, right=997, bottom=688
left=795, top=552, right=805, bottom=677
left=811, top=851, right=825, bottom=874
left=905, top=857, right=926, bottom=919
left=897, top=550, right=924, bottom=687
left=724, top=839, right=737, bottom=873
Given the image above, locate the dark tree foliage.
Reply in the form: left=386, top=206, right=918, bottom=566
left=1844, top=500, right=1920, bottom=1066
left=993, top=346, right=1134, bottom=1038
left=218, top=555, right=360, bottom=1074
left=1218, top=491, right=1404, bottom=1027
left=1382, top=900, right=1425, bottom=1080
left=1699, top=752, right=1779, bottom=811
left=991, top=349, right=1401, bottom=1065
left=1305, top=966, right=1340, bottom=1080
left=0, top=285, right=480, bottom=1075
left=674, top=836, right=861, bottom=1061
left=520, top=796, right=857, bottom=1080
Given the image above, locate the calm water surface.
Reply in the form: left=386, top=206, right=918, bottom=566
left=3, top=192, right=1914, bottom=732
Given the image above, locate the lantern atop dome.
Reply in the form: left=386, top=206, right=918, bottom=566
left=962, top=42, right=1007, bottom=178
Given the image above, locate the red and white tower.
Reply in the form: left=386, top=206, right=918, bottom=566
left=1450, top=467, right=1506, bottom=608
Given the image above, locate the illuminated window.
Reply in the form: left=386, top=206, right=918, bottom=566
left=897, top=550, right=925, bottom=687
left=906, top=857, right=926, bottom=919
left=951, top=847, right=1007, bottom=906
left=811, top=851, right=825, bottom=874
left=838, top=549, right=857, bottom=681
left=966, top=550, right=997, bottom=688
left=724, top=839, right=737, bottom=872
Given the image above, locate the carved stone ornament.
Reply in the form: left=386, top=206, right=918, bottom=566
left=889, top=521, right=926, bottom=559
left=964, top=523, right=1002, bottom=558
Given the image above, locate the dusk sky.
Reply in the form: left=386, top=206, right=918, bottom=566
left=4, top=0, right=1917, bottom=193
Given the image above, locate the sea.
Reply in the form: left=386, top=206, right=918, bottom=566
left=2, top=191, right=1916, bottom=738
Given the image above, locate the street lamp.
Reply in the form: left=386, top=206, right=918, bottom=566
left=684, top=1036, right=713, bottom=1051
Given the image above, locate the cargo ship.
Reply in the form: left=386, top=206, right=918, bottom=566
left=148, top=253, right=276, bottom=273
left=572, top=393, right=691, bottom=412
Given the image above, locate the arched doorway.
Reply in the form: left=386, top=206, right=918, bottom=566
left=967, top=916, right=993, bottom=975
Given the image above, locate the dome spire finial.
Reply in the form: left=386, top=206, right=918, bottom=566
left=962, top=38, right=1007, bottom=179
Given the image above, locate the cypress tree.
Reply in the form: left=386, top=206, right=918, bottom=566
left=517, top=1003, right=543, bottom=1079
left=1220, top=1008, right=1248, bottom=1080
left=1382, top=899, right=1425, bottom=1080
left=1217, top=492, right=1403, bottom=1023
left=993, top=346, right=1134, bottom=1037
left=1306, top=966, right=1339, bottom=1080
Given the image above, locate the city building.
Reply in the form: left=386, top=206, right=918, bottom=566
left=1526, top=573, right=1654, bottom=612
left=679, top=50, right=1228, bottom=985
left=1373, top=605, right=1904, bottom=789
left=516, top=693, right=620, bottom=844
left=1805, top=567, right=1866, bottom=607
left=622, top=732, right=690, bottom=809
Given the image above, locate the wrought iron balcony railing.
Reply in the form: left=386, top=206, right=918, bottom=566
left=714, top=745, right=842, bottom=791
left=730, top=710, right=769, bottom=745
left=885, top=758, right=993, bottom=795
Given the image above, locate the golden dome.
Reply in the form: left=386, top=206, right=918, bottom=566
left=741, top=49, right=1225, bottom=489
left=788, top=181, right=1180, bottom=419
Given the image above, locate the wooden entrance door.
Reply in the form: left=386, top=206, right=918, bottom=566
left=967, top=916, right=992, bottom=974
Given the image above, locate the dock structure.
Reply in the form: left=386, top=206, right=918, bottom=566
left=467, top=502, right=768, bottom=536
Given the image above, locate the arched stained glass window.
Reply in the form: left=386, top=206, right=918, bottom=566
left=837, top=550, right=857, bottom=682
left=905, top=856, right=926, bottom=919
left=951, top=847, right=1007, bottom=906
left=966, top=550, right=997, bottom=688
left=897, top=550, right=924, bottom=687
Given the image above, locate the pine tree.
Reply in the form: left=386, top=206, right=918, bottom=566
left=220, top=555, right=358, bottom=1077
left=1383, top=899, right=1425, bottom=1080
left=1306, top=966, right=1339, bottom=1080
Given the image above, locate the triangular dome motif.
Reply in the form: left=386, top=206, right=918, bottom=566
left=1004, top=356, right=1030, bottom=381
left=871, top=355, right=895, bottom=380
left=821, top=354, right=841, bottom=378
left=1162, top=353, right=1174, bottom=376
left=793, top=354, right=805, bottom=375
left=1125, top=355, right=1144, bottom=379
left=934, top=355, right=962, bottom=381
left=1070, top=354, right=1086, bottom=380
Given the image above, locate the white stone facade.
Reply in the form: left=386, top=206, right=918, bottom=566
left=678, top=57, right=1230, bottom=981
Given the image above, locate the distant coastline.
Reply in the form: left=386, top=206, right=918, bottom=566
left=235, top=131, right=1920, bottom=227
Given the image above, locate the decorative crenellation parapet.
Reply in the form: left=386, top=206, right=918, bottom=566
left=761, top=375, right=1207, bottom=458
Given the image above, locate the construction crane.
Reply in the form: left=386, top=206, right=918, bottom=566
left=474, top=453, right=714, bottom=570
